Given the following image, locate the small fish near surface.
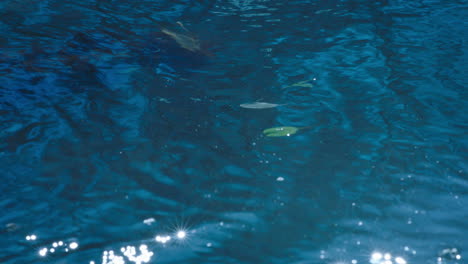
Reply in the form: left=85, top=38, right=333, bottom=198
left=239, top=102, right=284, bottom=109
left=282, top=79, right=316, bottom=89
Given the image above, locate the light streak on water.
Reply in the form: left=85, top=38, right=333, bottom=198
left=143, top=218, right=155, bottom=226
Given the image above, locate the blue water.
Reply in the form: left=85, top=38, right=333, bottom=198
left=1, top=0, right=467, bottom=263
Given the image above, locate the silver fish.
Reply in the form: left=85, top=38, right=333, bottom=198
left=161, top=28, right=201, bottom=52
left=239, top=102, right=283, bottom=109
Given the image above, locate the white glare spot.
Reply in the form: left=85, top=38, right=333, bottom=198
left=395, top=256, right=407, bottom=264
left=121, top=244, right=153, bottom=263
left=26, top=234, right=37, bottom=241
left=276, top=177, right=284, bottom=181
left=50, top=248, right=55, bottom=253
left=69, top=242, right=79, bottom=250
left=384, top=253, right=392, bottom=260
left=177, top=230, right=186, bottom=239
left=352, top=259, right=357, bottom=264
left=155, top=235, right=171, bottom=243
left=371, top=252, right=383, bottom=261
left=206, top=242, right=212, bottom=247
left=53, top=242, right=58, bottom=247
left=58, top=241, right=64, bottom=246
left=456, top=254, right=461, bottom=260
left=39, top=248, right=48, bottom=257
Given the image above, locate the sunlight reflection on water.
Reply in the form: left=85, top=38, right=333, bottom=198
left=27, top=229, right=419, bottom=264
left=21, top=226, right=463, bottom=264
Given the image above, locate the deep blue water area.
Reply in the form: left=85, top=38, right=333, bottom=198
left=1, top=0, right=467, bottom=263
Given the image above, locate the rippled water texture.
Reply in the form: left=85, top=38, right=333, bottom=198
left=1, top=0, right=467, bottom=263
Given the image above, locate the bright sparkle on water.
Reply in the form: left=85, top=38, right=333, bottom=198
left=395, top=257, right=407, bottom=264
left=69, top=242, right=78, bottom=249
left=437, top=247, right=462, bottom=263
left=95, top=245, right=154, bottom=264
left=39, top=248, right=48, bottom=257
left=38, top=239, right=79, bottom=257
left=120, top=245, right=153, bottom=264
left=28, top=226, right=417, bottom=264
left=176, top=230, right=186, bottom=239
left=155, top=235, right=171, bottom=244
left=26, top=234, right=37, bottom=241
left=370, top=251, right=407, bottom=264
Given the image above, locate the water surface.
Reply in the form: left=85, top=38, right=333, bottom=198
left=0, top=0, right=467, bottom=263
